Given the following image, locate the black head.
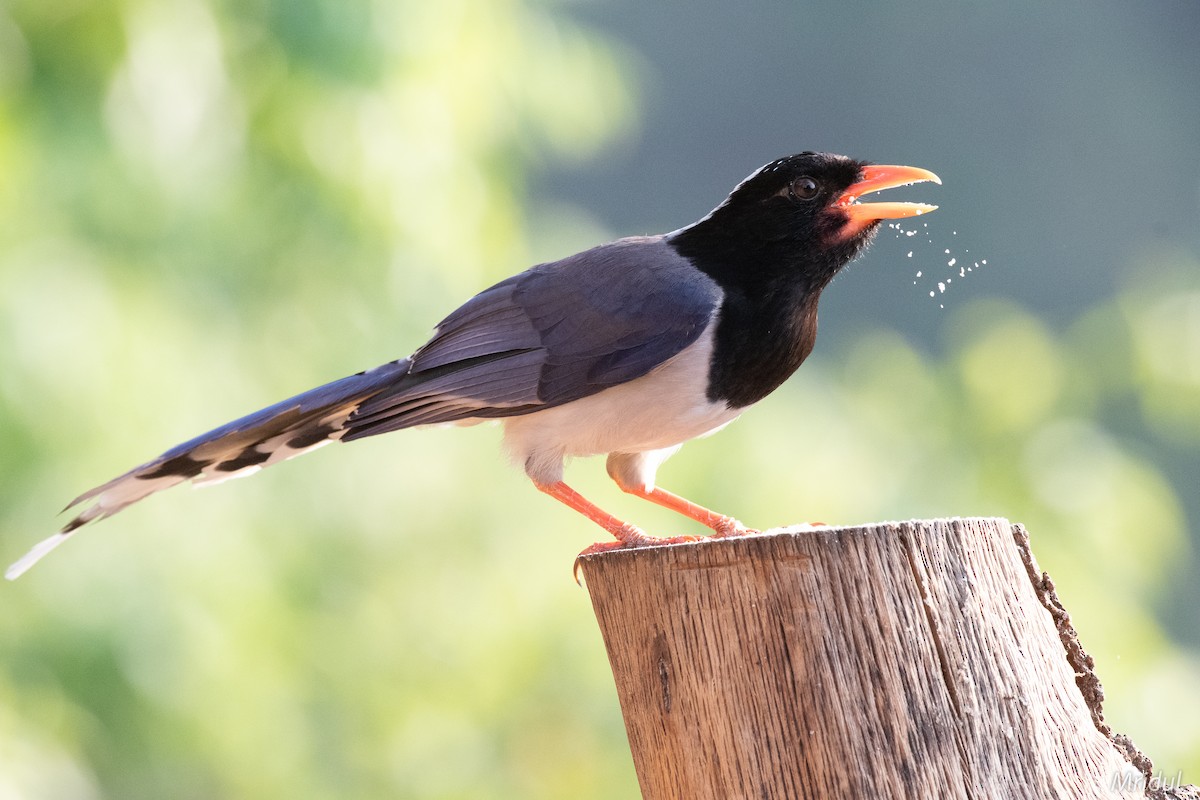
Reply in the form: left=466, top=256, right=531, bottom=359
left=669, top=152, right=939, bottom=295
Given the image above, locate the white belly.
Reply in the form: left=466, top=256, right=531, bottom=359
left=502, top=327, right=741, bottom=485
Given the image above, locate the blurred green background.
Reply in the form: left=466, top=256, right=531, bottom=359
left=2, top=0, right=1198, bottom=796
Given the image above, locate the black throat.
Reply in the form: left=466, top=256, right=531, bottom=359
left=669, top=214, right=874, bottom=409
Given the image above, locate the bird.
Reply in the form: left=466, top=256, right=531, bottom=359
left=5, top=152, right=939, bottom=580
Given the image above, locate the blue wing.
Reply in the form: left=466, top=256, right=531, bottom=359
left=343, top=235, right=721, bottom=437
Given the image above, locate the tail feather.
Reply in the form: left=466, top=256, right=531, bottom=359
left=6, top=359, right=414, bottom=580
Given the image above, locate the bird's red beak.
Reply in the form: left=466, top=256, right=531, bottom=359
left=835, top=164, right=941, bottom=237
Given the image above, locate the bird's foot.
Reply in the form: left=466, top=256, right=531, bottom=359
left=573, top=527, right=704, bottom=584
left=577, top=533, right=705, bottom=558
left=710, top=517, right=758, bottom=538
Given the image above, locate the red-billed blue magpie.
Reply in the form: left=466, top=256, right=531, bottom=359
left=7, top=152, right=938, bottom=578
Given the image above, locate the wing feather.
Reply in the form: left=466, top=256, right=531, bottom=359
left=344, top=236, right=722, bottom=435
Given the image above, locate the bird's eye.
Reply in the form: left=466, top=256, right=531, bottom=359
left=789, top=176, right=820, bottom=200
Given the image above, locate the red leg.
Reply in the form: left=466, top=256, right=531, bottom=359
left=618, top=484, right=757, bottom=538
left=534, top=481, right=703, bottom=555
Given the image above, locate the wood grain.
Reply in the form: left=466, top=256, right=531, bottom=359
left=578, top=518, right=1182, bottom=800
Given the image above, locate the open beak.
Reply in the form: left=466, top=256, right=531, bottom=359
left=836, top=164, right=941, bottom=226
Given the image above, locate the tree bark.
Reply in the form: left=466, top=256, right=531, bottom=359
left=577, top=517, right=1196, bottom=800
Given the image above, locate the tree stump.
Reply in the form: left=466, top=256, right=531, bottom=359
left=577, top=517, right=1196, bottom=800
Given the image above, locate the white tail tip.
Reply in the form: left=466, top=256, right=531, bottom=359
left=6, top=533, right=72, bottom=580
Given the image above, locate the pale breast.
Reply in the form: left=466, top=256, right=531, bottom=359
left=502, top=326, right=741, bottom=485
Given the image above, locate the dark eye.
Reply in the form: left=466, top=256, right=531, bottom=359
left=789, top=176, right=820, bottom=200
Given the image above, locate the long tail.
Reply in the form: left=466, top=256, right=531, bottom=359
left=7, top=359, right=418, bottom=580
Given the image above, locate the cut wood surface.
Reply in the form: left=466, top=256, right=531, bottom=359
left=578, top=517, right=1196, bottom=800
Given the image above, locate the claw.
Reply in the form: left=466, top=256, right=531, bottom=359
left=572, top=533, right=704, bottom=584
left=710, top=518, right=757, bottom=538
